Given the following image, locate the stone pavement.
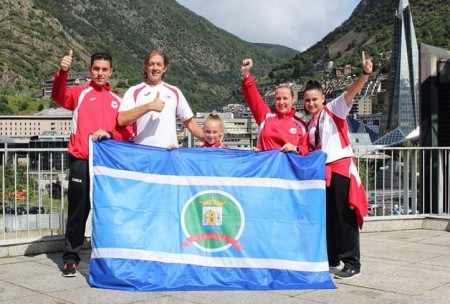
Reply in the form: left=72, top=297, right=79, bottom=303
left=1, top=229, right=450, bottom=304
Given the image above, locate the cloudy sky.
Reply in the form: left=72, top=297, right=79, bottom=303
left=175, top=0, right=361, bottom=51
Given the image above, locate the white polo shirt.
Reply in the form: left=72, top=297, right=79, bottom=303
left=119, top=82, right=194, bottom=147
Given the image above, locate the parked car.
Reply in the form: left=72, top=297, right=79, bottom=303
left=29, top=206, right=45, bottom=214
left=4, top=206, right=27, bottom=215
left=2, top=206, right=13, bottom=214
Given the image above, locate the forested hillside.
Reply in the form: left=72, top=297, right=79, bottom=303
left=1, top=0, right=449, bottom=113
left=268, top=0, right=450, bottom=84
left=0, top=0, right=285, bottom=112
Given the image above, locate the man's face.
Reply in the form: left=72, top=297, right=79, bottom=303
left=90, top=59, right=112, bottom=86
left=144, top=54, right=168, bottom=85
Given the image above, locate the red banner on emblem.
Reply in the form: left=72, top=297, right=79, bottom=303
left=181, top=233, right=243, bottom=251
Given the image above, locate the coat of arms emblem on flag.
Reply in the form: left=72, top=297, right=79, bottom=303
left=182, top=190, right=244, bottom=252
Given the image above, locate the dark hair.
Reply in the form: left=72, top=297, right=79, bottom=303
left=143, top=50, right=170, bottom=79
left=90, top=52, right=113, bottom=68
left=302, top=80, right=326, bottom=115
left=303, top=80, right=325, bottom=95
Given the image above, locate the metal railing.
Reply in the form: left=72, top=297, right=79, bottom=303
left=1, top=146, right=449, bottom=244
left=1, top=147, right=68, bottom=243
left=354, top=146, right=450, bottom=217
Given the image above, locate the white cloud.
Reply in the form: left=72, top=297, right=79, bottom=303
left=176, top=0, right=360, bottom=51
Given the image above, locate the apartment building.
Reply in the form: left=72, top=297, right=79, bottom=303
left=41, top=72, right=91, bottom=99
left=0, top=108, right=72, bottom=140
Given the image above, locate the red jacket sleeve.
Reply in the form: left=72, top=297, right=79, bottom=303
left=111, top=123, right=133, bottom=142
left=241, top=75, right=271, bottom=125
left=51, top=70, right=77, bottom=110
left=297, top=133, right=310, bottom=156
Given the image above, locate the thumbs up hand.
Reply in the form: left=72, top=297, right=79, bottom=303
left=60, top=49, right=73, bottom=72
left=149, top=91, right=165, bottom=112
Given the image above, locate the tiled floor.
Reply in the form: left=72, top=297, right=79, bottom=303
left=1, top=229, right=450, bottom=303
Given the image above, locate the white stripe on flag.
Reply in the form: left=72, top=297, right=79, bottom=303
left=93, top=166, right=325, bottom=190
left=91, top=248, right=329, bottom=272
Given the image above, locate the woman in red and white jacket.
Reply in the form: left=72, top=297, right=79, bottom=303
left=240, top=59, right=307, bottom=154
left=303, top=52, right=371, bottom=279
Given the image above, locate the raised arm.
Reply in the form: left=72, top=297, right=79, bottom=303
left=240, top=59, right=270, bottom=124
left=51, top=49, right=77, bottom=110
left=344, top=51, right=373, bottom=105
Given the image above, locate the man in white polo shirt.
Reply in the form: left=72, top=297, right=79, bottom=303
left=118, top=50, right=204, bottom=147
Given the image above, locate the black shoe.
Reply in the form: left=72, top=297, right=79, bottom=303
left=329, top=265, right=342, bottom=275
left=62, top=261, right=77, bottom=277
left=335, top=267, right=361, bottom=279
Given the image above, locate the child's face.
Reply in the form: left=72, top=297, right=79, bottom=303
left=204, top=120, right=223, bottom=145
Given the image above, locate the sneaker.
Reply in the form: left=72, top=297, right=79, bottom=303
left=335, top=267, right=361, bottom=279
left=329, top=265, right=342, bottom=274
left=62, top=262, right=77, bottom=277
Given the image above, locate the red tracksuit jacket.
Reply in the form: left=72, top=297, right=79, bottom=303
left=51, top=70, right=132, bottom=160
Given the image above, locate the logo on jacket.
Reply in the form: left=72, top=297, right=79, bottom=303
left=181, top=190, right=245, bottom=252
left=290, top=128, right=298, bottom=134
left=111, top=101, right=118, bottom=109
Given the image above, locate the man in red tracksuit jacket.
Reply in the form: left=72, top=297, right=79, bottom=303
left=52, top=49, right=132, bottom=277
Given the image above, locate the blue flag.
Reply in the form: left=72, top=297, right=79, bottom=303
left=89, top=140, right=334, bottom=291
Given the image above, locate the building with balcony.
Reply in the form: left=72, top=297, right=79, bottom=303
left=359, top=96, right=372, bottom=115
left=332, top=65, right=355, bottom=77
left=41, top=72, right=91, bottom=99
left=0, top=108, right=72, bottom=139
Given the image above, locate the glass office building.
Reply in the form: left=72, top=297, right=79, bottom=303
left=376, top=0, right=419, bottom=145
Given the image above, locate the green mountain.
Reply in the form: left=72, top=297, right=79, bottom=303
left=1, top=0, right=449, bottom=113
left=0, top=0, right=282, bottom=112
left=252, top=43, right=299, bottom=61
left=268, top=0, right=450, bottom=83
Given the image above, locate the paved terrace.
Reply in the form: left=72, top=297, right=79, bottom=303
left=1, top=217, right=450, bottom=304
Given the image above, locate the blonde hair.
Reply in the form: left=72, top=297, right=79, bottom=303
left=275, top=83, right=295, bottom=99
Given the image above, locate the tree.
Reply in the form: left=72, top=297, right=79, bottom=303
left=0, top=162, right=35, bottom=203
left=49, top=100, right=58, bottom=108
left=0, top=95, right=8, bottom=104
left=291, top=64, right=300, bottom=79
left=19, top=100, right=29, bottom=111
left=0, top=102, right=13, bottom=114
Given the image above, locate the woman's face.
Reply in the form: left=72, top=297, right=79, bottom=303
left=303, top=89, right=325, bottom=116
left=274, top=87, right=294, bottom=114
